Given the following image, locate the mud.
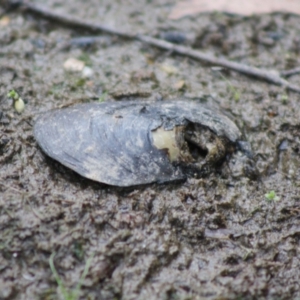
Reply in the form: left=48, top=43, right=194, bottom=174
left=0, top=1, right=299, bottom=299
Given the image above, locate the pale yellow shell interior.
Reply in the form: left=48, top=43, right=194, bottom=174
left=151, top=126, right=181, bottom=162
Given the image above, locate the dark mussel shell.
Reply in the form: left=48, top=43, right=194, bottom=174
left=34, top=100, right=242, bottom=186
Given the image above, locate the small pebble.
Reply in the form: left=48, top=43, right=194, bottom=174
left=0, top=16, right=10, bottom=27
left=174, top=80, right=186, bottom=90
left=160, top=63, right=178, bottom=75
left=81, top=66, right=94, bottom=78
left=63, top=57, right=85, bottom=72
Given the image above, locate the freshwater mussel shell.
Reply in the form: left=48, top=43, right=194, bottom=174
left=34, top=100, right=242, bottom=186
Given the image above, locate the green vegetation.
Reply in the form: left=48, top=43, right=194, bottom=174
left=98, top=92, right=108, bottom=102
left=265, top=190, right=280, bottom=202
left=7, top=89, right=19, bottom=100
left=281, top=93, right=289, bottom=104
left=7, top=89, right=25, bottom=113
left=77, top=53, right=92, bottom=67
left=49, top=252, right=94, bottom=300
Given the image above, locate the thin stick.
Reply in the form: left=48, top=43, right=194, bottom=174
left=16, top=0, right=300, bottom=94
left=137, top=35, right=300, bottom=94
left=280, top=67, right=300, bottom=78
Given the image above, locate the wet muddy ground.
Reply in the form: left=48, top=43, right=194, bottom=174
left=0, top=1, right=300, bottom=299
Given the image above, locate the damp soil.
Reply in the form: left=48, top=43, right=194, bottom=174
left=0, top=1, right=300, bottom=299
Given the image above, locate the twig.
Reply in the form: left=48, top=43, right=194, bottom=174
left=13, top=0, right=300, bottom=94
left=137, top=35, right=300, bottom=94
left=280, top=67, right=300, bottom=78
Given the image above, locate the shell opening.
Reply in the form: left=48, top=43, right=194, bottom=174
left=151, top=124, right=208, bottom=163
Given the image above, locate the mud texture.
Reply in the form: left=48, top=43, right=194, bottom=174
left=0, top=1, right=300, bottom=299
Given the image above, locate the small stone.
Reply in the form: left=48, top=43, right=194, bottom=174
left=0, top=16, right=10, bottom=27
left=63, top=58, right=85, bottom=72
left=174, top=80, right=186, bottom=90
left=0, top=286, right=12, bottom=299
left=160, top=63, right=178, bottom=75
left=81, top=66, right=94, bottom=78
